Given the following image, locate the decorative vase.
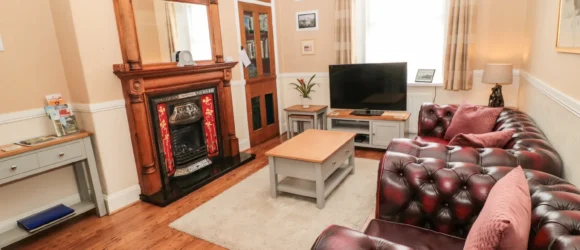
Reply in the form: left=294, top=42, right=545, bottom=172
left=301, top=97, right=311, bottom=108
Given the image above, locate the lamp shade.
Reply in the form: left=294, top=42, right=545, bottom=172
left=482, top=64, right=513, bottom=85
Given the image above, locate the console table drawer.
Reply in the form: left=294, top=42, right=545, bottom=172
left=0, top=155, right=40, bottom=180
left=37, top=141, right=85, bottom=167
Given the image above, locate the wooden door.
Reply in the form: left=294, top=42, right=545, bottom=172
left=239, top=2, right=279, bottom=146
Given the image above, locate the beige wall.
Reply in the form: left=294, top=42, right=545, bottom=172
left=276, top=0, right=335, bottom=73
left=472, top=0, right=528, bottom=69
left=66, top=0, right=125, bottom=104
left=523, top=0, right=580, bottom=100
left=219, top=0, right=244, bottom=81
left=133, top=0, right=164, bottom=64
left=50, top=0, right=91, bottom=104
left=0, top=1, right=72, bottom=113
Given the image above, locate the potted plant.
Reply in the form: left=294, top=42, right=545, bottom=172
left=290, top=74, right=318, bottom=108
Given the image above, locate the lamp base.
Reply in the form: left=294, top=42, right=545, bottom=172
left=488, top=83, right=504, bottom=107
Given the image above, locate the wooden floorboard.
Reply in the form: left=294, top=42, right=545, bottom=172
left=7, top=133, right=385, bottom=250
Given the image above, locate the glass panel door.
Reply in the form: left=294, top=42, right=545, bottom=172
left=243, top=11, right=258, bottom=78
left=259, top=13, right=271, bottom=76
left=239, top=3, right=279, bottom=146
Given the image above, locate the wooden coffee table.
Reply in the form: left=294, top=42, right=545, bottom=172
left=265, top=129, right=356, bottom=208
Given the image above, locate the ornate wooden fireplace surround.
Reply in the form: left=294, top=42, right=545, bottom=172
left=112, top=0, right=254, bottom=206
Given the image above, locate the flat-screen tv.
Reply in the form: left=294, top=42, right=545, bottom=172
left=329, top=63, right=407, bottom=111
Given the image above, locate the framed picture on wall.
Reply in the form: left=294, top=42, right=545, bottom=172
left=556, top=0, right=580, bottom=54
left=296, top=10, right=319, bottom=31
left=301, top=40, right=315, bottom=55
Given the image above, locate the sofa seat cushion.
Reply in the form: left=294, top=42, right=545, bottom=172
left=364, top=220, right=465, bottom=250
left=415, top=136, right=450, bottom=145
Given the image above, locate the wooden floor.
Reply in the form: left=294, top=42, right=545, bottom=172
left=8, top=134, right=385, bottom=250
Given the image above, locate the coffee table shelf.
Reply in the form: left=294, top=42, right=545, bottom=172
left=277, top=164, right=353, bottom=198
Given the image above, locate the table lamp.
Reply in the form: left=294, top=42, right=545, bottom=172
left=482, top=63, right=513, bottom=107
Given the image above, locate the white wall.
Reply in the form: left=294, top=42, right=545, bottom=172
left=518, top=73, right=580, bottom=186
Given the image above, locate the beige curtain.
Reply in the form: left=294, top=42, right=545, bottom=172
left=165, top=2, right=178, bottom=57
left=444, top=0, right=476, bottom=91
left=335, top=0, right=354, bottom=64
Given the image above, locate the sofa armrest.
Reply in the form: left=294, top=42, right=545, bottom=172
left=311, top=225, right=412, bottom=250
left=531, top=211, right=580, bottom=249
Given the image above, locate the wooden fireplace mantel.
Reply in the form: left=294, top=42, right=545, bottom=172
left=113, top=62, right=241, bottom=196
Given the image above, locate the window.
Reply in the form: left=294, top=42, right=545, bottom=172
left=359, top=0, right=449, bottom=84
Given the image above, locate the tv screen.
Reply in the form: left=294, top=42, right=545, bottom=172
left=329, top=63, right=407, bottom=111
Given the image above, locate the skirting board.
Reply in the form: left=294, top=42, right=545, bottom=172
left=0, top=194, right=81, bottom=234
left=103, top=185, right=141, bottom=214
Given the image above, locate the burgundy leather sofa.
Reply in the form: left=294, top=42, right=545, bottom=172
left=311, top=104, right=578, bottom=250
left=401, top=103, right=563, bottom=177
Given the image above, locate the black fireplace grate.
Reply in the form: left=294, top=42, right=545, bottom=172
left=171, top=125, right=208, bottom=166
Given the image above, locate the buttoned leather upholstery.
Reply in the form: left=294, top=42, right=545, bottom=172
left=377, top=151, right=580, bottom=249
left=312, top=104, right=577, bottom=250
left=312, top=153, right=580, bottom=249
left=412, top=103, right=563, bottom=177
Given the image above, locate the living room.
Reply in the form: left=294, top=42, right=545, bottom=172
left=0, top=0, right=579, bottom=249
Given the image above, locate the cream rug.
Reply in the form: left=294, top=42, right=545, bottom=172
left=169, top=158, right=379, bottom=250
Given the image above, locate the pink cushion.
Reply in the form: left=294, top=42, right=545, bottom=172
left=448, top=130, right=515, bottom=148
left=443, top=104, right=503, bottom=140
left=464, top=166, right=531, bottom=250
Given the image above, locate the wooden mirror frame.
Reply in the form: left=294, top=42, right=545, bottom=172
left=113, top=0, right=224, bottom=71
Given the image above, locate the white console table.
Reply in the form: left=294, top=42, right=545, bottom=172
left=0, top=132, right=106, bottom=248
left=327, top=110, right=410, bottom=149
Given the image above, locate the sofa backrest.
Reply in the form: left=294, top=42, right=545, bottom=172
left=416, top=103, right=563, bottom=177
left=376, top=152, right=580, bottom=248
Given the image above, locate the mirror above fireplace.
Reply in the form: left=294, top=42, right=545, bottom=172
left=112, top=0, right=224, bottom=71
left=132, top=0, right=213, bottom=64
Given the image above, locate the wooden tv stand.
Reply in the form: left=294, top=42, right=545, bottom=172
left=327, top=110, right=410, bottom=149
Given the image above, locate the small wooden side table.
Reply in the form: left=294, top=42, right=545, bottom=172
left=284, top=105, right=328, bottom=138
